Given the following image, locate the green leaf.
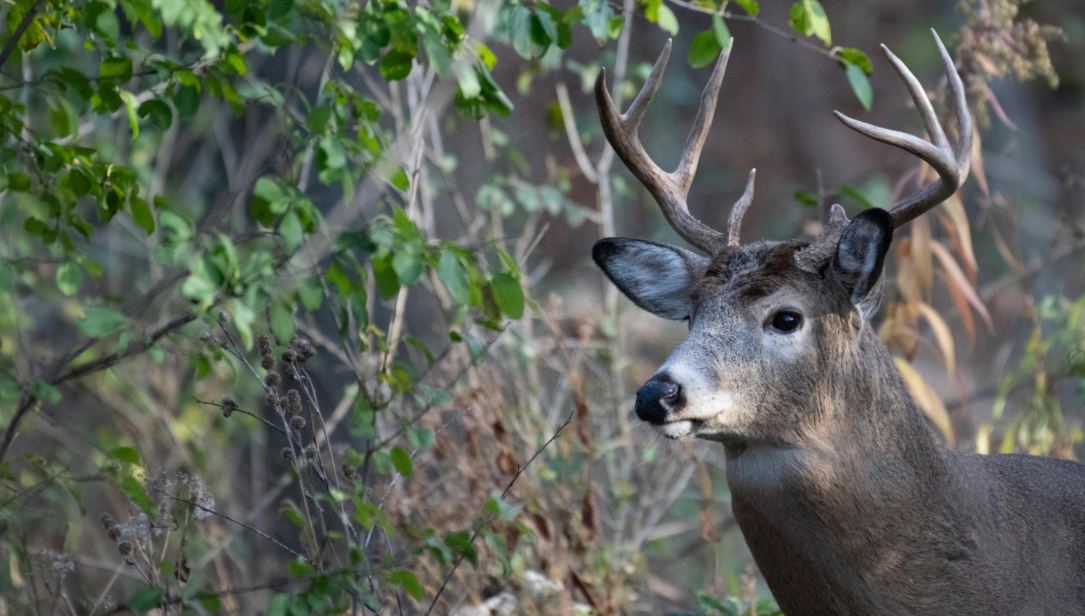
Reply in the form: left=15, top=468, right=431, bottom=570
left=119, top=474, right=154, bottom=514
left=655, top=4, right=678, bottom=35
left=372, top=254, right=400, bottom=299
left=836, top=47, right=872, bottom=74
left=390, top=446, right=413, bottom=477
left=279, top=210, right=303, bottom=251
left=380, top=50, right=414, bottom=80
left=298, top=277, right=324, bottom=312
left=732, top=0, right=760, bottom=16
left=270, top=303, right=295, bottom=345
left=688, top=30, right=721, bottom=69
left=845, top=63, right=873, bottom=111
left=137, top=99, right=173, bottom=129
left=110, top=446, right=141, bottom=465
left=712, top=14, right=732, bottom=49
left=99, top=56, right=133, bottom=81
left=0, top=379, right=21, bottom=401
left=56, top=261, right=83, bottom=296
left=491, top=272, right=524, bottom=319
left=77, top=306, right=127, bottom=337
left=838, top=184, right=877, bottom=210
left=119, top=90, right=140, bottom=138
left=389, top=570, right=424, bottom=601
left=9, top=173, right=31, bottom=192
left=507, top=5, right=535, bottom=58
left=444, top=530, right=477, bottom=566
left=437, top=251, right=469, bottom=305
left=789, top=0, right=831, bottom=46
left=389, top=168, right=410, bottom=191
left=455, top=62, right=481, bottom=99
left=306, top=105, right=332, bottom=134
left=49, top=100, right=77, bottom=137
left=128, top=586, right=164, bottom=613
left=30, top=380, right=61, bottom=404
left=793, top=190, right=819, bottom=207
left=130, top=196, right=156, bottom=234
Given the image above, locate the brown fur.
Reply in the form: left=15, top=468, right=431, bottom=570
left=594, top=231, right=1085, bottom=615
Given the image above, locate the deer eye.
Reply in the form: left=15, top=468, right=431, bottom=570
left=768, top=310, right=803, bottom=333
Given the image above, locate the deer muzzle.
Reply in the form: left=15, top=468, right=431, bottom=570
left=634, top=373, right=682, bottom=424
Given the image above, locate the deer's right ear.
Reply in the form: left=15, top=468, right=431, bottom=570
left=592, top=238, right=709, bottom=320
left=831, top=209, right=894, bottom=319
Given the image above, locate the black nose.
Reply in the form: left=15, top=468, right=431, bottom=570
left=635, top=374, right=681, bottom=424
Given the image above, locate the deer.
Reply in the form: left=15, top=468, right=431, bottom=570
left=590, top=30, right=1085, bottom=615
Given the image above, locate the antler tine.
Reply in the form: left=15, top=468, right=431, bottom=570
left=832, top=29, right=972, bottom=229
left=727, top=169, right=756, bottom=247
left=595, top=39, right=750, bottom=253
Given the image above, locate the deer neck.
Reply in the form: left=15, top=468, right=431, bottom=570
left=724, top=332, right=965, bottom=612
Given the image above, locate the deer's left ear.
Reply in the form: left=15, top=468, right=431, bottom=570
left=831, top=208, right=894, bottom=319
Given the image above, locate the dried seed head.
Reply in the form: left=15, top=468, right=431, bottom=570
left=304, top=445, right=317, bottom=460
left=198, top=331, right=213, bottom=343
left=117, top=541, right=133, bottom=556
left=281, top=349, right=298, bottom=364
left=292, top=337, right=315, bottom=362
left=265, top=371, right=281, bottom=387
left=124, top=557, right=136, bottom=566
left=257, top=335, right=272, bottom=357
left=260, top=356, right=274, bottom=370
left=286, top=390, right=302, bottom=415
left=221, top=397, right=238, bottom=418
left=217, top=310, right=231, bottom=324
left=100, top=512, right=117, bottom=530
left=343, top=465, right=357, bottom=480
left=107, top=526, right=122, bottom=541
left=280, top=447, right=294, bottom=462
left=289, top=415, right=306, bottom=430
left=264, top=391, right=279, bottom=408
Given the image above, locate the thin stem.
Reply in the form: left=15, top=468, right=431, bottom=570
left=155, top=490, right=307, bottom=563
left=423, top=410, right=573, bottom=616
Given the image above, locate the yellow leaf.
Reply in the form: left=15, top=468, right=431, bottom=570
left=940, top=195, right=976, bottom=281
left=909, top=215, right=933, bottom=295
left=917, top=302, right=956, bottom=376
left=970, top=129, right=989, bottom=197
left=894, top=357, right=955, bottom=445
left=931, top=241, right=993, bottom=333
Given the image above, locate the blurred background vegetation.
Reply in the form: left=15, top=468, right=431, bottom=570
left=0, top=0, right=1081, bottom=613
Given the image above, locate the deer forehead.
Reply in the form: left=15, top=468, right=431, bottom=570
left=694, top=241, right=830, bottom=310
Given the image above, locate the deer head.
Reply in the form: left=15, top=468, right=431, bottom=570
left=593, top=31, right=971, bottom=447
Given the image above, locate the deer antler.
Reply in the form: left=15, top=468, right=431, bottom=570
left=595, top=39, right=756, bottom=254
left=834, top=29, right=972, bottom=228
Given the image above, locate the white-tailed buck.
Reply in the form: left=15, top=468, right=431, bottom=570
left=592, top=31, right=1085, bottom=615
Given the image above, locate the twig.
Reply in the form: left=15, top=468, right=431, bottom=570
left=155, top=490, right=307, bottom=563
left=0, top=313, right=197, bottom=465
left=0, top=0, right=44, bottom=72
left=554, top=83, right=599, bottom=184
left=423, top=410, right=574, bottom=616
left=192, top=397, right=285, bottom=435
left=664, top=0, right=839, bottom=61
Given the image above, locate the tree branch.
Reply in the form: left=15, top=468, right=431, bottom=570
left=0, top=312, right=197, bottom=465
left=0, top=0, right=44, bottom=72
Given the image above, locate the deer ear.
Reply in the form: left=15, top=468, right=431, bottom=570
left=831, top=209, right=894, bottom=319
left=592, top=238, right=709, bottom=320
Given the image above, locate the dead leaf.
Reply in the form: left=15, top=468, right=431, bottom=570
left=894, top=357, right=955, bottom=445
left=917, top=302, right=956, bottom=377
left=931, top=241, right=993, bottom=333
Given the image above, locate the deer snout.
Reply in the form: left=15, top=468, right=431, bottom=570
left=635, top=374, right=681, bottom=424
